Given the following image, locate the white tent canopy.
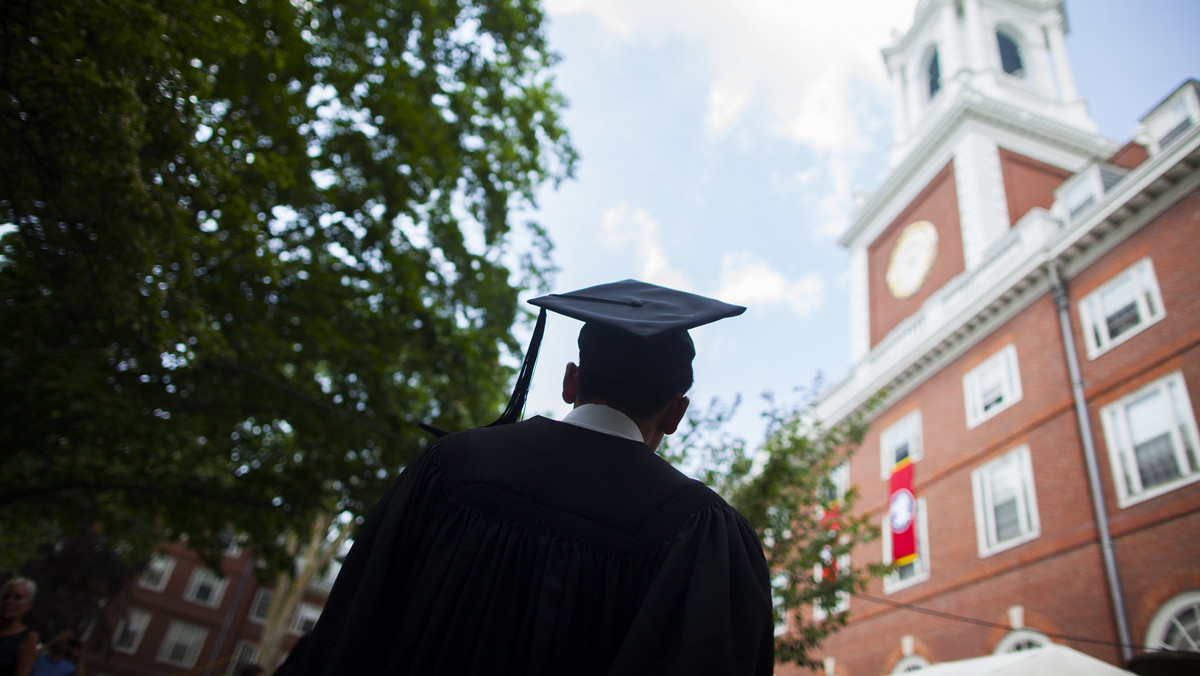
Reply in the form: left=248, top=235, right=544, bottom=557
left=893, top=644, right=1134, bottom=675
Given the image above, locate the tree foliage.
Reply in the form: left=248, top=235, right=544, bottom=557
left=663, top=391, right=885, bottom=669
left=9, top=523, right=132, bottom=649
left=0, top=0, right=575, bottom=573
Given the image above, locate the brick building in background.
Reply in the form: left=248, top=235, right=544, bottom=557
left=88, top=540, right=333, bottom=676
left=794, top=0, right=1200, bottom=674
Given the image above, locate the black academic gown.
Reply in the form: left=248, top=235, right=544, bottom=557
left=278, top=416, right=774, bottom=675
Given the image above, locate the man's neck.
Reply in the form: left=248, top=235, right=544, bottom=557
left=561, top=403, right=646, bottom=444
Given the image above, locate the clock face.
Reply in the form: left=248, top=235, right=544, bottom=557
left=886, top=220, right=939, bottom=299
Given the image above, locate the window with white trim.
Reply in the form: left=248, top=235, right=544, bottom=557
left=771, top=573, right=789, bottom=637
left=995, top=629, right=1051, bottom=653
left=882, top=497, right=930, bottom=593
left=996, top=30, right=1024, bottom=78
left=1144, top=84, right=1199, bottom=154
left=925, top=48, right=941, bottom=100
left=137, top=554, right=175, bottom=593
left=880, top=411, right=923, bottom=480
left=1101, top=372, right=1200, bottom=507
left=291, top=603, right=322, bottom=635
left=157, top=620, right=208, bottom=668
left=821, top=462, right=849, bottom=506
left=1144, top=590, right=1200, bottom=652
left=219, top=530, right=243, bottom=558
left=183, top=567, right=228, bottom=608
left=232, top=641, right=261, bottom=674
left=892, top=655, right=931, bottom=672
left=811, top=548, right=850, bottom=621
left=1079, top=258, right=1166, bottom=359
left=249, top=589, right=272, bottom=623
left=112, top=607, right=151, bottom=654
left=972, top=445, right=1040, bottom=556
left=963, top=345, right=1022, bottom=428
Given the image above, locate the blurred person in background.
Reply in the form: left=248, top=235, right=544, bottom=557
left=0, top=578, right=39, bottom=676
left=30, top=629, right=83, bottom=676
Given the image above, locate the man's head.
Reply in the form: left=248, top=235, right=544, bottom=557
left=0, top=577, right=35, bottom=621
left=573, top=321, right=694, bottom=419
left=514, top=279, right=744, bottom=442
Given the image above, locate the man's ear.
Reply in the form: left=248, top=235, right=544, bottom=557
left=661, top=395, right=690, bottom=435
left=562, top=362, right=580, bottom=405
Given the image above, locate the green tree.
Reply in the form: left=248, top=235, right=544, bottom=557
left=0, top=0, right=574, bottom=573
left=663, top=391, right=885, bottom=670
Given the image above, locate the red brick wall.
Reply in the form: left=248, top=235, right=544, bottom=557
left=868, top=162, right=966, bottom=347
left=998, top=148, right=1073, bottom=225
left=797, top=190, right=1200, bottom=675
left=1108, top=142, right=1150, bottom=170
left=87, top=542, right=320, bottom=676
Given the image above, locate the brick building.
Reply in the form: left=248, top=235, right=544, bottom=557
left=88, top=540, right=332, bottom=676
left=794, top=0, right=1200, bottom=674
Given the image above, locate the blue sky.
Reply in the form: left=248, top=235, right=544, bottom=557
left=518, top=0, right=1200, bottom=448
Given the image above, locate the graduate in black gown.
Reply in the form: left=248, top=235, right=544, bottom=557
left=277, top=280, right=774, bottom=675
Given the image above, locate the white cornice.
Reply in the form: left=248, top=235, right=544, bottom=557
left=839, top=91, right=1116, bottom=250
left=816, top=125, right=1200, bottom=426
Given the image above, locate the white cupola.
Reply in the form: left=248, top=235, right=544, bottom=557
left=882, top=0, right=1098, bottom=166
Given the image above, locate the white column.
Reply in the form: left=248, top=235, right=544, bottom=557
left=961, top=0, right=986, bottom=75
left=954, top=134, right=1010, bottom=269
left=1044, top=20, right=1078, bottom=101
left=938, top=0, right=963, bottom=81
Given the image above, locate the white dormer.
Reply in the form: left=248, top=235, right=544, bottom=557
left=1137, top=80, right=1200, bottom=156
left=1052, top=162, right=1129, bottom=222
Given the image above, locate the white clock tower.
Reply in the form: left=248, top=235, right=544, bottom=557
left=840, top=0, right=1116, bottom=369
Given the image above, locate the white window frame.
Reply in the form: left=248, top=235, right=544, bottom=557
left=994, top=629, right=1051, bottom=653
left=156, top=620, right=208, bottom=668
left=972, top=445, right=1041, bottom=557
left=1144, top=590, right=1200, bottom=652
left=892, top=655, right=932, bottom=672
left=137, top=554, right=175, bottom=593
left=183, top=567, right=228, bottom=608
left=811, top=548, right=851, bottom=621
left=1144, top=83, right=1199, bottom=155
left=112, top=607, right=151, bottom=654
left=232, top=640, right=262, bottom=674
left=1100, top=371, right=1200, bottom=508
left=248, top=589, right=273, bottom=624
left=220, top=531, right=244, bottom=558
left=880, top=410, right=924, bottom=480
left=994, top=27, right=1025, bottom=80
left=1079, top=258, right=1166, bottom=360
left=963, top=344, right=1023, bottom=429
left=882, top=497, right=930, bottom=594
left=923, top=46, right=941, bottom=101
left=770, top=573, right=789, bottom=637
left=822, top=462, right=849, bottom=506
left=290, top=602, right=322, bottom=635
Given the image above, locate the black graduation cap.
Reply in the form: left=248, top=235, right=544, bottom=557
left=419, top=280, right=745, bottom=437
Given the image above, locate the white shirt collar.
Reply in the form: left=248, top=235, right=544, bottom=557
left=560, top=404, right=645, bottom=443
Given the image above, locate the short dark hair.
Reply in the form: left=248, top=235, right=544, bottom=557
left=575, top=322, right=694, bottom=419
left=577, top=362, right=693, bottom=420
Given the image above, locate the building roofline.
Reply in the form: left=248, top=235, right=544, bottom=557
left=817, top=124, right=1200, bottom=425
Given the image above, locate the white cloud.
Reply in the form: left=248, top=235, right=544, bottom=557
left=717, top=252, right=823, bottom=317
left=547, top=0, right=919, bottom=151
left=705, top=82, right=749, bottom=136
left=600, top=203, right=693, bottom=290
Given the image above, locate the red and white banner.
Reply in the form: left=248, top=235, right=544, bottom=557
left=888, top=457, right=917, bottom=566
left=819, top=504, right=841, bottom=582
